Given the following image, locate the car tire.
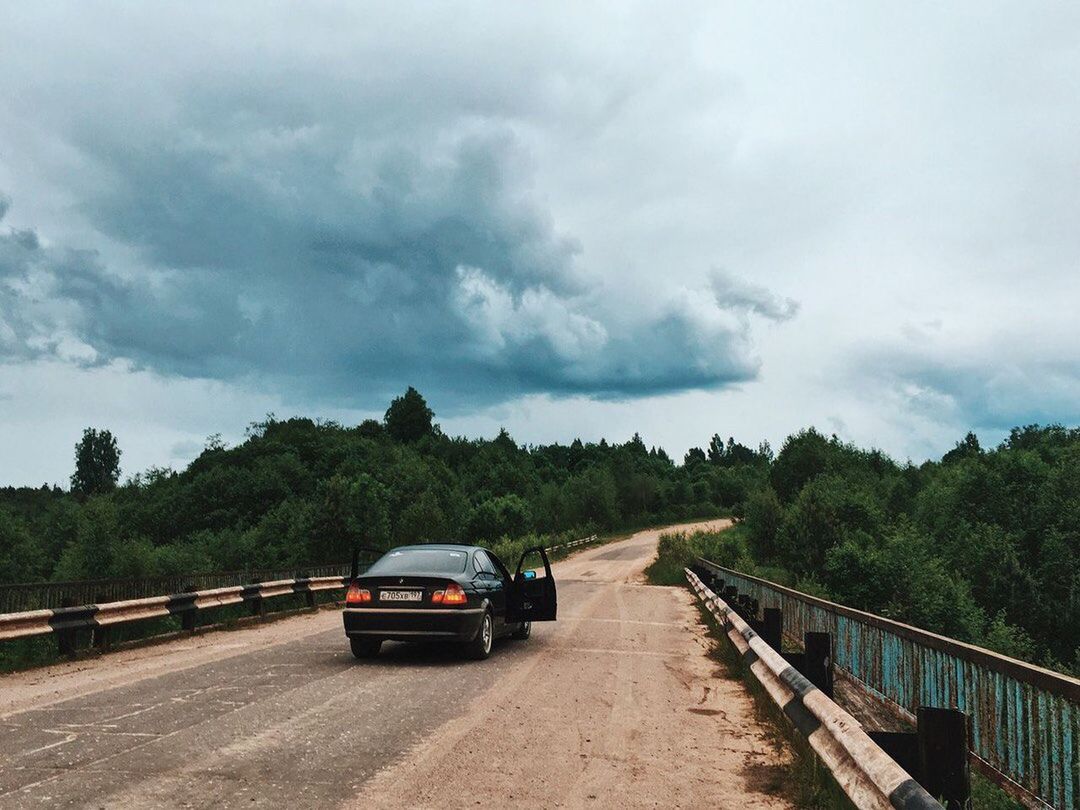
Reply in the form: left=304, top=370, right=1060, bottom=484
left=512, top=621, right=532, bottom=640
left=465, top=610, right=494, bottom=660
left=350, top=637, right=382, bottom=659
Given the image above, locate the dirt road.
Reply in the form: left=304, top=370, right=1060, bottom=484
left=0, top=520, right=792, bottom=809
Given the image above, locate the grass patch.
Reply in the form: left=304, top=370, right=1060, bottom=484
left=971, top=774, right=1023, bottom=810
left=644, top=522, right=754, bottom=586
left=639, top=535, right=691, bottom=587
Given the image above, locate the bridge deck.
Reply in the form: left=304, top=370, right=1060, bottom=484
left=0, top=521, right=791, bottom=809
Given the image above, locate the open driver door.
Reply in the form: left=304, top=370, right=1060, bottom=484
left=507, top=546, right=557, bottom=622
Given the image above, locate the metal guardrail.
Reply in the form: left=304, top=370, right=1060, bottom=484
left=0, top=534, right=603, bottom=614
left=686, top=568, right=941, bottom=810
left=544, top=534, right=598, bottom=554
left=0, top=576, right=350, bottom=646
left=698, top=559, right=1080, bottom=810
left=0, top=534, right=600, bottom=654
left=0, top=564, right=353, bottom=613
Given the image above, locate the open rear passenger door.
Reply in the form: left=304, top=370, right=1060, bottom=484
left=507, top=546, right=557, bottom=622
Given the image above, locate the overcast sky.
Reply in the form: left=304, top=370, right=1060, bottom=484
left=2, top=3, right=1079, bottom=486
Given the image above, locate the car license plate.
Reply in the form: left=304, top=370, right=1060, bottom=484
left=380, top=590, right=422, bottom=602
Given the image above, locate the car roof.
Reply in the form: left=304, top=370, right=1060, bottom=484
left=386, top=544, right=482, bottom=553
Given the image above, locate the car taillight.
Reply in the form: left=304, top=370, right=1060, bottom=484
left=431, top=583, right=467, bottom=605
left=346, top=584, right=371, bottom=604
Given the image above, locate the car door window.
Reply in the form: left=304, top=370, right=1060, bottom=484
left=474, top=550, right=498, bottom=579
left=484, top=551, right=512, bottom=583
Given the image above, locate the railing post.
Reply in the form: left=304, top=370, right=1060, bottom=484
left=737, top=595, right=757, bottom=623
left=92, top=591, right=111, bottom=650
left=804, top=632, right=833, bottom=698
left=917, top=708, right=971, bottom=810
left=250, top=579, right=264, bottom=618
left=91, top=624, right=110, bottom=650
left=735, top=594, right=750, bottom=620
left=57, top=596, right=77, bottom=658
left=761, top=607, right=783, bottom=651
left=295, top=573, right=316, bottom=609
left=57, top=629, right=76, bottom=657
left=181, top=585, right=198, bottom=633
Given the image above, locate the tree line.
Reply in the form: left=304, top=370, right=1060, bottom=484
left=730, top=426, right=1078, bottom=675
left=0, top=388, right=760, bottom=585
left=2, top=388, right=1076, bottom=674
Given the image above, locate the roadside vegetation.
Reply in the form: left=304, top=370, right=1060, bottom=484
left=651, top=425, right=1080, bottom=678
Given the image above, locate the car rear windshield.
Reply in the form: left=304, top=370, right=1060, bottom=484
left=367, top=548, right=469, bottom=575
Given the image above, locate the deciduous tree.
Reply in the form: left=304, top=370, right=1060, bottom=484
left=71, top=428, right=121, bottom=497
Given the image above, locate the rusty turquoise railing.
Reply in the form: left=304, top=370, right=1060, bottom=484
left=698, top=559, right=1079, bottom=810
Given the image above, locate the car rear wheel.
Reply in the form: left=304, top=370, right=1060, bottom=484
left=512, top=621, right=531, bottom=640
left=350, top=637, right=382, bottom=659
left=465, top=610, right=494, bottom=660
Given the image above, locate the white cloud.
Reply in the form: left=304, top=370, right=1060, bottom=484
left=452, top=265, right=608, bottom=361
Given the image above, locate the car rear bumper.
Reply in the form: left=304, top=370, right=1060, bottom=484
left=343, top=606, right=485, bottom=642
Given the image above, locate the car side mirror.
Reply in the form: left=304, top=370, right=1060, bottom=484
left=523, top=570, right=537, bottom=580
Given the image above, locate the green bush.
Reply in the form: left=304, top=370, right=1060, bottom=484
left=645, top=525, right=756, bottom=586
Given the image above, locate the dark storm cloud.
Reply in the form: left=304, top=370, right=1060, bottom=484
left=4, top=2, right=1080, bottom=484
left=0, top=210, right=70, bottom=361
left=0, top=119, right=794, bottom=406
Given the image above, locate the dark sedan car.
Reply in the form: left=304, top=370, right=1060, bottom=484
left=342, top=544, right=556, bottom=660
